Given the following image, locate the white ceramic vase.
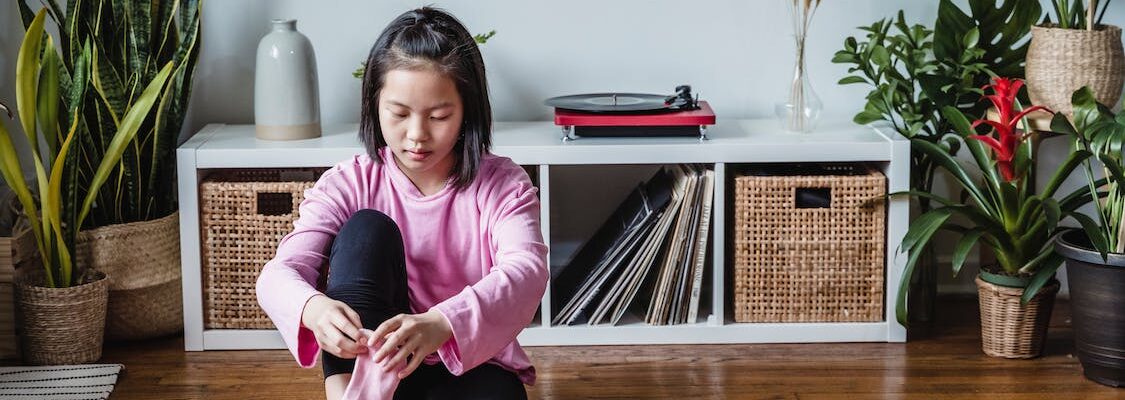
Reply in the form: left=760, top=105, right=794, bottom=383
left=255, top=19, right=321, bottom=141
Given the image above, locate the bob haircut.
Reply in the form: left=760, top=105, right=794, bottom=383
left=359, top=7, right=491, bottom=190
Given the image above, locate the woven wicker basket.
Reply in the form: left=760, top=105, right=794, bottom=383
left=201, top=169, right=322, bottom=329
left=1026, top=24, right=1125, bottom=114
left=15, top=269, right=108, bottom=365
left=976, top=276, right=1059, bottom=359
left=732, top=164, right=885, bottom=323
left=74, top=211, right=182, bottom=340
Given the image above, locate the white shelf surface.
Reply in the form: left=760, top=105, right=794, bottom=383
left=178, top=118, right=909, bottom=350
left=190, top=119, right=898, bottom=168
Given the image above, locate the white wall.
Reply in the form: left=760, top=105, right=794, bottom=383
left=3, top=1, right=1124, bottom=295
left=184, top=0, right=937, bottom=138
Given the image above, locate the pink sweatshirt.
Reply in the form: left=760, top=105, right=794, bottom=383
left=255, top=147, right=548, bottom=399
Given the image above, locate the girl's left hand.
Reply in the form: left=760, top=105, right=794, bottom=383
left=365, top=309, right=453, bottom=379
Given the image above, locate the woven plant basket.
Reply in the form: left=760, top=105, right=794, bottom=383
left=975, top=276, right=1059, bottom=359
left=75, top=211, right=182, bottom=341
left=1026, top=24, right=1125, bottom=114
left=732, top=164, right=886, bottom=323
left=15, top=269, right=108, bottom=365
left=201, top=169, right=322, bottom=329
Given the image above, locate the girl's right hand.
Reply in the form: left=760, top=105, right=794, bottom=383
left=301, top=294, right=368, bottom=359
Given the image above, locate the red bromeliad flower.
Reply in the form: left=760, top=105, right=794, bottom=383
left=968, top=78, right=1050, bottom=182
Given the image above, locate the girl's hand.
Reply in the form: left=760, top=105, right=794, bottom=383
left=301, top=294, right=368, bottom=359
left=366, top=309, right=453, bottom=379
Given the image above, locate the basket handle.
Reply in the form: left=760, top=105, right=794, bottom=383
left=794, top=187, right=831, bottom=209
left=256, top=191, right=295, bottom=216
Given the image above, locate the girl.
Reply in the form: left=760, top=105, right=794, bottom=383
left=256, top=7, right=547, bottom=400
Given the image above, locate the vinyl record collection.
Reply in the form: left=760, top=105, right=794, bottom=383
left=551, top=165, right=715, bottom=326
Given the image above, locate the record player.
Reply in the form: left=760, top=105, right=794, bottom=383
left=544, top=85, right=716, bottom=141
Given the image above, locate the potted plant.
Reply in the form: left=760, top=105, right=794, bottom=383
left=16, top=0, right=201, bottom=341
left=0, top=9, right=174, bottom=364
left=833, top=0, right=1042, bottom=322
left=1026, top=0, right=1123, bottom=114
left=896, top=77, right=1094, bottom=358
left=1051, top=87, right=1125, bottom=387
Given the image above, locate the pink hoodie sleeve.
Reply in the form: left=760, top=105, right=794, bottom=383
left=430, top=163, right=549, bottom=376
left=256, top=165, right=356, bottom=368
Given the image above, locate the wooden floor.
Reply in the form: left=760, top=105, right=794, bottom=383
left=97, top=296, right=1123, bottom=399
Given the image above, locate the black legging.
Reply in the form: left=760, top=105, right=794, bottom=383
left=322, top=209, right=528, bottom=399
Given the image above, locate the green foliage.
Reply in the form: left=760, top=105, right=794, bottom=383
left=1045, top=0, right=1114, bottom=29
left=0, top=9, right=175, bottom=288
left=1054, top=87, right=1125, bottom=257
left=893, top=105, right=1092, bottom=323
left=18, top=0, right=202, bottom=227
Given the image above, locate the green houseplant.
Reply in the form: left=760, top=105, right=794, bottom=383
left=897, top=77, right=1093, bottom=358
left=1, top=9, right=174, bottom=364
left=833, top=0, right=1042, bottom=322
left=17, top=0, right=202, bottom=340
left=1052, top=87, right=1125, bottom=387
left=1026, top=0, right=1123, bottom=114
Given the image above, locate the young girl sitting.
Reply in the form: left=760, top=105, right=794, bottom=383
left=256, top=7, right=547, bottom=399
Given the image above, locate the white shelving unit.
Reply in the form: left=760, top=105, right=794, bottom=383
left=177, top=119, right=910, bottom=351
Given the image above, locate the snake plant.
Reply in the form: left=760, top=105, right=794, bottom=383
left=0, top=9, right=175, bottom=288
left=17, top=0, right=201, bottom=227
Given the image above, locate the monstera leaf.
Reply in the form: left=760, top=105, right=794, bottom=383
left=935, top=0, right=1043, bottom=80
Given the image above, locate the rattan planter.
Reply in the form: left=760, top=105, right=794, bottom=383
left=1026, top=24, right=1125, bottom=114
left=75, top=211, right=182, bottom=341
left=732, top=164, right=886, bottom=323
left=15, top=269, right=108, bottom=365
left=201, top=169, right=321, bottom=329
left=975, top=275, right=1059, bottom=359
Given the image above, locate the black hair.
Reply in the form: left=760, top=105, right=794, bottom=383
left=359, top=7, right=491, bottom=190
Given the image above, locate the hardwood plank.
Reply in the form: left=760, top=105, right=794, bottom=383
left=88, top=296, right=1121, bottom=399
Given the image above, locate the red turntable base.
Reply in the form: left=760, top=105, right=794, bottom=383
left=552, top=101, right=716, bottom=141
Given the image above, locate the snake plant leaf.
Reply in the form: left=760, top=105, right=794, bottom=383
left=0, top=120, right=50, bottom=286
left=47, top=115, right=80, bottom=286
left=78, top=62, right=174, bottom=227
left=16, top=9, right=46, bottom=156
left=37, top=37, right=61, bottom=156
left=124, top=0, right=152, bottom=76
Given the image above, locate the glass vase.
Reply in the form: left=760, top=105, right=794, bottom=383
left=775, top=60, right=822, bottom=133
left=775, top=1, right=822, bottom=133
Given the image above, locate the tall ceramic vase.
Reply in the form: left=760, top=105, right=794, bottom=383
left=255, top=19, right=321, bottom=141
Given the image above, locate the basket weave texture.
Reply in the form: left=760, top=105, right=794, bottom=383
left=732, top=165, right=886, bottom=323
left=1026, top=24, right=1125, bottom=114
left=75, top=211, right=182, bottom=340
left=201, top=169, right=322, bottom=329
left=16, top=269, right=108, bottom=365
left=976, top=276, right=1059, bottom=359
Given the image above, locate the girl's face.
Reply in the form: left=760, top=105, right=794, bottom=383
left=378, top=68, right=464, bottom=185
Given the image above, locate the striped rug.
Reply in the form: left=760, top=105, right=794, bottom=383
left=0, top=364, right=123, bottom=400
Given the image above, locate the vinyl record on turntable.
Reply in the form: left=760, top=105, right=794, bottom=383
left=544, top=93, right=679, bottom=113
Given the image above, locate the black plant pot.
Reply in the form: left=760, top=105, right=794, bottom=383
left=1056, top=229, right=1125, bottom=387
